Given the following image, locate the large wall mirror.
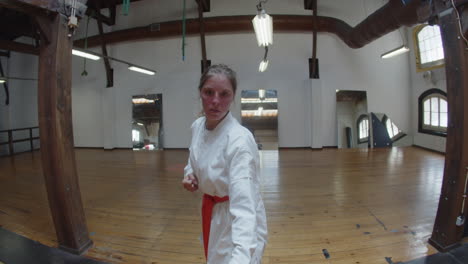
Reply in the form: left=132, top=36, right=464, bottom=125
left=241, top=90, right=278, bottom=150
left=132, top=94, right=163, bottom=150
left=336, top=90, right=368, bottom=149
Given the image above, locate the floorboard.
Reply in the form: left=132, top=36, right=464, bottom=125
left=0, top=147, right=448, bottom=263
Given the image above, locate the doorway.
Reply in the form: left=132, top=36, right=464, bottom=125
left=240, top=89, right=278, bottom=150
left=132, top=94, right=163, bottom=150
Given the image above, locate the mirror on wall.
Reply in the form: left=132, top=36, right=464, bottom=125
left=336, top=90, right=368, bottom=149
left=370, top=112, right=410, bottom=148
left=241, top=89, right=278, bottom=150
left=132, top=94, right=163, bottom=150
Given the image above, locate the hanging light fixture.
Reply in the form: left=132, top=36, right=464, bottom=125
left=259, top=89, right=266, bottom=100
left=71, top=48, right=156, bottom=76
left=381, top=45, right=410, bottom=59
left=252, top=0, right=273, bottom=47
left=381, top=28, right=410, bottom=59
left=259, top=60, right=269, bottom=72
left=72, top=49, right=100, bottom=60
left=258, top=46, right=269, bottom=72
left=128, top=66, right=156, bottom=75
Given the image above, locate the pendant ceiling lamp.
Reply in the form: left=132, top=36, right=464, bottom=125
left=252, top=1, right=273, bottom=47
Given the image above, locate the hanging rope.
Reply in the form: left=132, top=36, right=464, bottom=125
left=122, top=0, right=130, bottom=16
left=182, top=0, right=187, bottom=61
left=81, top=15, right=91, bottom=76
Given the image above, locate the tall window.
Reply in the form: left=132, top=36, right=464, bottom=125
left=357, top=115, right=369, bottom=144
left=413, top=24, right=444, bottom=71
left=418, top=88, right=447, bottom=136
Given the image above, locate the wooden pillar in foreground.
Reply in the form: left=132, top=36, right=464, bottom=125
left=38, top=13, right=93, bottom=254
left=429, top=4, right=468, bottom=252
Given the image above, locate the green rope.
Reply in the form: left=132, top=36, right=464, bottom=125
left=122, top=0, right=130, bottom=16
left=182, top=0, right=186, bottom=61
left=81, top=15, right=90, bottom=76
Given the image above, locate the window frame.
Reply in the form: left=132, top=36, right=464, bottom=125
left=418, top=88, right=447, bottom=137
left=356, top=114, right=369, bottom=144
left=412, top=24, right=445, bottom=72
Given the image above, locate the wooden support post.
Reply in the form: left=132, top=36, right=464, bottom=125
left=197, top=0, right=209, bottom=73
left=429, top=5, right=468, bottom=252
left=29, top=128, right=34, bottom=151
left=7, top=130, right=13, bottom=155
left=310, top=0, right=318, bottom=79
left=97, top=16, right=114, bottom=88
left=37, top=14, right=92, bottom=255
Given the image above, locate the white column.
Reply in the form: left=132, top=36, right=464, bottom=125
left=101, top=87, right=116, bottom=149
left=306, top=79, right=323, bottom=149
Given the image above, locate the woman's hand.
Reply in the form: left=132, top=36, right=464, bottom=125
left=182, top=174, right=199, bottom=192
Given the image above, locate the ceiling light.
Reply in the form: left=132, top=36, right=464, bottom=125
left=256, top=107, right=264, bottom=116
left=259, top=89, right=266, bottom=100
left=128, top=66, right=156, bottom=75
left=132, top=98, right=155, bottom=104
left=252, top=4, right=273, bottom=47
left=259, top=60, right=269, bottom=72
left=0, top=79, right=5, bottom=83
left=381, top=45, right=410, bottom=59
left=72, top=49, right=100, bottom=60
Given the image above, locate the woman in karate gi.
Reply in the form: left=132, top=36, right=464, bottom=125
left=182, top=64, right=267, bottom=264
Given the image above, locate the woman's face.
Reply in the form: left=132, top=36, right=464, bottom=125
left=200, top=74, right=234, bottom=126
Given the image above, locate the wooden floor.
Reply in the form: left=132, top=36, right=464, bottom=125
left=0, top=147, right=446, bottom=263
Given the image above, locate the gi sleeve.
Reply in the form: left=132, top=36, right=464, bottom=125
left=228, top=142, right=258, bottom=264
left=184, top=156, right=193, bottom=178
left=184, top=119, right=197, bottom=178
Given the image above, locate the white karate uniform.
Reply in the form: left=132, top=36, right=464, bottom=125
left=184, top=112, right=268, bottom=264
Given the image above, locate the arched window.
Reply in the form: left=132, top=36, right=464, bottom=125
left=357, top=114, right=369, bottom=144
left=418, top=88, right=447, bottom=136
left=413, top=24, right=444, bottom=72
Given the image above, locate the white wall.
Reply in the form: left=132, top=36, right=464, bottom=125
left=408, top=26, right=447, bottom=153
left=0, top=52, right=39, bottom=155
left=6, top=0, right=417, bottom=150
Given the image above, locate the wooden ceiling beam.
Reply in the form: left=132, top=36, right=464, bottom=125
left=0, top=16, right=36, bottom=38
left=0, top=0, right=60, bottom=17
left=0, top=40, right=39, bottom=55
left=73, top=0, right=431, bottom=51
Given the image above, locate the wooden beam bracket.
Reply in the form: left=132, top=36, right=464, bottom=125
left=195, top=0, right=210, bottom=12
left=304, top=0, right=315, bottom=10
left=34, top=16, right=53, bottom=45
left=87, top=5, right=116, bottom=26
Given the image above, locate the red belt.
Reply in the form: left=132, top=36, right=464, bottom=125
left=202, top=193, right=229, bottom=259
